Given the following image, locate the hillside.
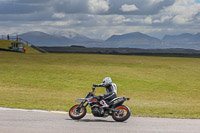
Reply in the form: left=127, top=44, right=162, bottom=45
left=19, top=31, right=72, bottom=46
left=106, top=32, right=161, bottom=43
left=0, top=39, right=40, bottom=53
left=0, top=39, right=14, bottom=49
left=64, top=31, right=101, bottom=43
left=105, top=32, right=162, bottom=48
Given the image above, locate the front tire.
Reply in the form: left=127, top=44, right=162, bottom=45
left=69, top=104, right=87, bottom=120
left=112, top=105, right=131, bottom=122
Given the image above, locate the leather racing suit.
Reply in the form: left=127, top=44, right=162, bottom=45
left=93, top=83, right=117, bottom=104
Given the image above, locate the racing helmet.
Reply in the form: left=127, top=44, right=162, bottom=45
left=103, top=77, right=112, bottom=85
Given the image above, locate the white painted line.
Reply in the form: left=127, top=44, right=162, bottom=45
left=0, top=107, right=93, bottom=115
left=0, top=107, right=48, bottom=113
left=49, top=111, right=67, bottom=114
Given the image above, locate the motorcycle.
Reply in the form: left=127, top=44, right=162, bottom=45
left=69, top=87, right=131, bottom=122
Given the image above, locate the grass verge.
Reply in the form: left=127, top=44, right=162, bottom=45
left=0, top=52, right=199, bottom=118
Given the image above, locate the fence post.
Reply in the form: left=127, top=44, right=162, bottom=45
left=16, top=34, right=18, bottom=41
left=7, top=34, right=10, bottom=40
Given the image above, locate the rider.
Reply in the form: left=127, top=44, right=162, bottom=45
left=93, top=77, right=117, bottom=108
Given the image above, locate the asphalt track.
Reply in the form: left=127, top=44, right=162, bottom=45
left=0, top=108, right=200, bottom=133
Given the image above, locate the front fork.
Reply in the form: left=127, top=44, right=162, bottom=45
left=77, top=100, right=88, bottom=112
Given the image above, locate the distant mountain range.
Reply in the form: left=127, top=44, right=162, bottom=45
left=162, top=33, right=200, bottom=49
left=18, top=31, right=100, bottom=46
left=105, top=32, right=200, bottom=49
left=163, top=33, right=200, bottom=43
left=3, top=31, right=200, bottom=50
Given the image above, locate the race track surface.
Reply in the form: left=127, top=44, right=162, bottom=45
left=0, top=109, right=199, bottom=133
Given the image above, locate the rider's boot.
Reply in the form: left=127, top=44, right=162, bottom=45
left=99, top=100, right=109, bottom=114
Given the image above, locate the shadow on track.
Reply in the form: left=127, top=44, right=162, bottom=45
left=66, top=118, right=127, bottom=123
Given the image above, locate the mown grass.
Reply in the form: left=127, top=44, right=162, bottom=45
left=0, top=52, right=200, bottom=118
left=0, top=39, right=14, bottom=49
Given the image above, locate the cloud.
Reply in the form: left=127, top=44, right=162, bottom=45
left=0, top=0, right=176, bottom=16
left=88, top=0, right=109, bottom=13
left=52, top=0, right=88, bottom=14
left=162, top=0, right=200, bottom=24
left=153, top=15, right=171, bottom=23
left=120, top=4, right=138, bottom=12
left=52, top=13, right=66, bottom=19
left=105, top=0, right=175, bottom=15
left=0, top=0, right=199, bottom=40
left=0, top=1, right=46, bottom=14
left=50, top=0, right=175, bottom=15
left=144, top=16, right=153, bottom=24
left=149, top=0, right=165, bottom=4
left=16, top=0, right=50, bottom=4
left=172, top=15, right=190, bottom=24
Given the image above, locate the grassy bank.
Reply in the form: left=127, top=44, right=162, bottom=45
left=0, top=39, right=40, bottom=53
left=0, top=52, right=200, bottom=118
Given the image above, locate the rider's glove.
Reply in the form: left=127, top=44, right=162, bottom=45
left=93, top=84, right=97, bottom=87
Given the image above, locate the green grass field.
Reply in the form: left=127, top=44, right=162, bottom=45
left=0, top=51, right=200, bottom=118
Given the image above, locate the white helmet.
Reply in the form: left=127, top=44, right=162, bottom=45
left=103, top=77, right=112, bottom=85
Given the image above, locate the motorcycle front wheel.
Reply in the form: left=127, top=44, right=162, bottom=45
left=69, top=104, right=87, bottom=120
left=112, top=105, right=131, bottom=122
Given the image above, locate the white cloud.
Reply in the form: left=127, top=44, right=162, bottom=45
left=153, top=15, right=171, bottom=23
left=148, top=0, right=164, bottom=4
left=88, top=0, right=109, bottom=13
left=120, top=4, right=138, bottom=12
left=111, top=15, right=131, bottom=24
left=144, top=16, right=152, bottom=24
left=52, top=13, right=65, bottom=19
left=172, top=15, right=190, bottom=24
left=41, top=19, right=82, bottom=26
left=197, top=15, right=200, bottom=21
left=177, top=0, right=195, bottom=5
left=0, top=0, right=200, bottom=40
left=162, top=0, right=200, bottom=24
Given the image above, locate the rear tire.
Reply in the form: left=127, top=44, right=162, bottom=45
left=69, top=104, right=87, bottom=120
left=112, top=105, right=131, bottom=122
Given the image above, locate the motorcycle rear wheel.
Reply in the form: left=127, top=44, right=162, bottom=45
left=112, top=105, right=131, bottom=122
left=69, top=104, right=87, bottom=120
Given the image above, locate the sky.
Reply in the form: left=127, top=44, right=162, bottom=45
left=0, top=0, right=200, bottom=40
